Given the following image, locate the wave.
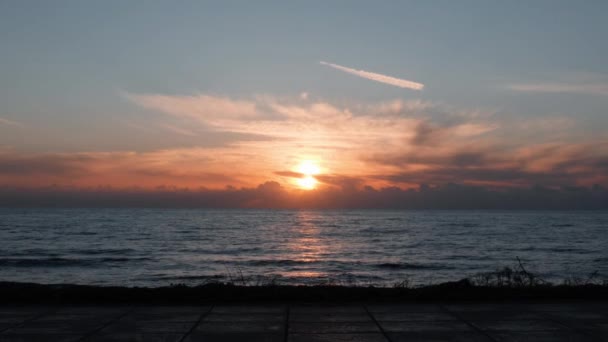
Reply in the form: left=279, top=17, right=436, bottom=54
left=359, top=227, right=405, bottom=234
left=73, top=248, right=136, bottom=255
left=441, top=222, right=480, bottom=228
left=246, top=259, right=320, bottom=266
left=139, top=274, right=226, bottom=281
left=0, top=257, right=152, bottom=267
left=375, top=262, right=454, bottom=270
left=69, top=231, right=98, bottom=236
left=503, top=246, right=593, bottom=254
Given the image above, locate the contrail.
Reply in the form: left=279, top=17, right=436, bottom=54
left=320, top=61, right=424, bottom=90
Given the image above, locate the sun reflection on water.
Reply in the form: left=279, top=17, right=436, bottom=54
left=281, top=211, right=339, bottom=280
left=290, top=212, right=325, bottom=263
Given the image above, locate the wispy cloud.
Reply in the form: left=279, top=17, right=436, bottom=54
left=158, top=123, right=198, bottom=136
left=0, top=117, right=23, bottom=127
left=507, top=82, right=608, bottom=96
left=123, top=92, right=608, bottom=188
left=320, top=61, right=424, bottom=90
left=4, top=92, right=605, bottom=191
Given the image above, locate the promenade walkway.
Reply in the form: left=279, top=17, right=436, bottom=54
left=0, top=302, right=606, bottom=341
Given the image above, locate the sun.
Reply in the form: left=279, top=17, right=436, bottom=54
left=297, top=176, right=317, bottom=190
left=295, top=160, right=321, bottom=190
left=297, top=160, right=321, bottom=176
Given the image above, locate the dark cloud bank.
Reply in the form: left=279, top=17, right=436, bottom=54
left=1, top=182, right=606, bottom=209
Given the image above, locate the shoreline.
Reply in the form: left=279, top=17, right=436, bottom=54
left=2, top=280, right=607, bottom=304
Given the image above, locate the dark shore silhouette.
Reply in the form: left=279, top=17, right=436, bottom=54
left=2, top=279, right=607, bottom=305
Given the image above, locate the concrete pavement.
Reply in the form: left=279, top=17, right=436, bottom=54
left=0, top=302, right=606, bottom=341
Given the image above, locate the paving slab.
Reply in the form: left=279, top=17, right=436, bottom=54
left=0, top=308, right=53, bottom=316
left=54, top=307, right=129, bottom=316
left=194, top=321, right=284, bottom=333
left=482, top=330, right=600, bottom=342
left=372, top=311, right=458, bottom=321
left=289, top=321, right=380, bottom=333
left=183, top=332, right=284, bottom=342
left=211, top=306, right=285, bottom=314
left=291, top=306, right=368, bottom=314
left=290, top=312, right=371, bottom=322
left=543, top=310, right=608, bottom=322
left=205, top=312, right=285, bottom=322
left=288, top=333, right=388, bottom=342
left=0, top=333, right=82, bottom=342
left=470, top=319, right=567, bottom=331
left=366, top=304, right=444, bottom=313
left=449, top=311, right=546, bottom=322
left=126, top=306, right=208, bottom=323
left=130, top=306, right=207, bottom=315
left=84, top=332, right=185, bottom=342
left=0, top=316, right=36, bottom=333
left=387, top=331, right=494, bottom=342
left=377, top=320, right=475, bottom=333
left=565, top=322, right=608, bottom=341
left=0, top=302, right=606, bottom=341
left=527, top=303, right=608, bottom=313
left=0, top=315, right=38, bottom=325
left=4, top=319, right=105, bottom=334
left=99, top=320, right=195, bottom=334
left=124, top=312, right=201, bottom=323
left=0, top=309, right=55, bottom=334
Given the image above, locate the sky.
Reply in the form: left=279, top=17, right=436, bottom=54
left=1, top=1, right=608, bottom=207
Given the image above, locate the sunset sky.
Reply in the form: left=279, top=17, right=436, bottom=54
left=1, top=1, right=608, bottom=204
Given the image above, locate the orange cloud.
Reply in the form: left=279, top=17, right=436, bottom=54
left=2, top=93, right=606, bottom=192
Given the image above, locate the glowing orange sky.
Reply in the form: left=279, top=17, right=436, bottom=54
left=1, top=94, right=607, bottom=192
left=1, top=2, right=608, bottom=200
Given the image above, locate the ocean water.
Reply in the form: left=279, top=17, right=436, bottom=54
left=0, top=209, right=607, bottom=287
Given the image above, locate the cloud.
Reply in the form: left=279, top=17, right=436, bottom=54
left=122, top=92, right=608, bottom=190
left=5, top=92, right=606, bottom=193
left=366, top=141, right=608, bottom=188
left=0, top=117, right=23, bottom=127
left=158, top=123, right=198, bottom=136
left=409, top=120, right=496, bottom=146
left=126, top=93, right=438, bottom=179
left=1, top=182, right=606, bottom=209
left=274, top=170, right=304, bottom=178
left=125, top=93, right=261, bottom=125
left=0, top=153, right=93, bottom=177
left=507, top=82, right=608, bottom=96
left=0, top=149, right=259, bottom=189
left=320, top=61, right=424, bottom=90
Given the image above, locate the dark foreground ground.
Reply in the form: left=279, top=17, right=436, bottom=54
left=1, top=302, right=608, bottom=341
left=1, top=282, right=607, bottom=341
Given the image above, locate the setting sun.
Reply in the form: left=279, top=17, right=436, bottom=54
left=297, top=176, right=317, bottom=190
left=295, top=160, right=321, bottom=190
left=297, top=160, right=321, bottom=176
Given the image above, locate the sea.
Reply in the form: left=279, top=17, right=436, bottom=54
left=0, top=209, right=607, bottom=287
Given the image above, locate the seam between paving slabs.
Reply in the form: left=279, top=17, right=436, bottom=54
left=76, top=306, right=135, bottom=342
left=283, top=304, right=290, bottom=342
left=0, top=307, right=60, bottom=334
left=536, top=311, right=603, bottom=341
left=178, top=304, right=215, bottom=342
left=363, top=305, right=392, bottom=342
left=438, top=304, right=499, bottom=342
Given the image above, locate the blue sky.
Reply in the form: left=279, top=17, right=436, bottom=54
left=2, top=1, right=607, bottom=104
left=1, top=1, right=607, bottom=191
